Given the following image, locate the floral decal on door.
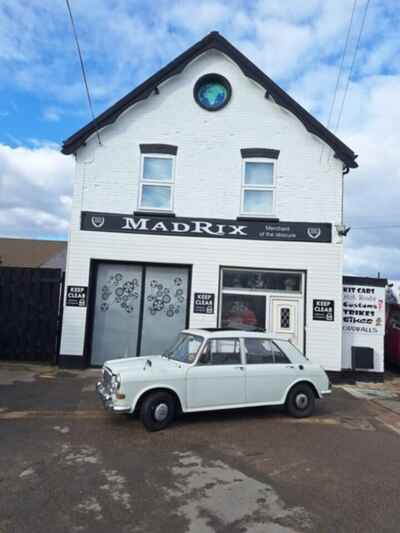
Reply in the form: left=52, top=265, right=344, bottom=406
left=100, top=273, right=139, bottom=314
left=147, top=277, right=185, bottom=318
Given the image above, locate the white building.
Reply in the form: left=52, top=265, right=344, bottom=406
left=59, top=32, right=358, bottom=373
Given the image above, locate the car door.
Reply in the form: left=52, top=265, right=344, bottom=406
left=186, top=338, right=246, bottom=410
left=243, top=337, right=298, bottom=404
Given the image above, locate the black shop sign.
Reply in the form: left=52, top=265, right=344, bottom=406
left=194, top=293, right=215, bottom=314
left=66, top=286, right=88, bottom=307
left=81, top=211, right=332, bottom=243
left=313, top=299, right=334, bottom=321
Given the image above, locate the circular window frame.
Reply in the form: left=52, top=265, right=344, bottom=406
left=193, top=73, right=232, bottom=112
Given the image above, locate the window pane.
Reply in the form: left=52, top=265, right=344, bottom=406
left=274, top=348, right=290, bottom=364
left=244, top=162, right=273, bottom=186
left=141, top=185, right=171, bottom=209
left=143, top=157, right=172, bottom=181
left=223, top=270, right=301, bottom=292
left=280, top=308, right=291, bottom=329
left=243, top=190, right=273, bottom=214
left=221, top=293, right=266, bottom=330
left=244, top=338, right=274, bottom=364
left=201, top=339, right=241, bottom=365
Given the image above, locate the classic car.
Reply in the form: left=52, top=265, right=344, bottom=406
left=96, top=329, right=331, bottom=431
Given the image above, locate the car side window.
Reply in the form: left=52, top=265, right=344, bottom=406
left=244, top=338, right=290, bottom=364
left=273, top=344, right=291, bottom=364
left=199, top=338, right=241, bottom=365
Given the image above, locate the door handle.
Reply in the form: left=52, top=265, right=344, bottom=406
left=286, top=365, right=295, bottom=369
left=234, top=366, right=244, bottom=371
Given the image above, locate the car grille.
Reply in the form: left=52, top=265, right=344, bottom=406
left=103, top=367, right=113, bottom=393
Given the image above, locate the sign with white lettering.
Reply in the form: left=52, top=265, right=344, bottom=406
left=313, top=300, right=334, bottom=321
left=66, top=286, right=87, bottom=307
left=81, top=212, right=332, bottom=243
left=194, top=293, right=215, bottom=314
left=343, top=284, right=385, bottom=335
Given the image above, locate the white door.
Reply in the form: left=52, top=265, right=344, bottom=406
left=243, top=337, right=298, bottom=404
left=270, top=298, right=303, bottom=351
left=186, top=338, right=246, bottom=409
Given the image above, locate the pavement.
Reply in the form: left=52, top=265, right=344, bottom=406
left=1, top=362, right=400, bottom=533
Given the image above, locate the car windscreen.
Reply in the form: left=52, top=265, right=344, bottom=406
left=163, top=333, right=204, bottom=364
left=274, top=340, right=308, bottom=364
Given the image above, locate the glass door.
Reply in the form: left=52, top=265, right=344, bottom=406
left=139, top=266, right=189, bottom=356
left=91, top=263, right=143, bottom=366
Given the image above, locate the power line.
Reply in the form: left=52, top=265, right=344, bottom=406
left=325, top=0, right=358, bottom=132
left=65, top=0, right=102, bottom=146
left=333, top=0, right=370, bottom=134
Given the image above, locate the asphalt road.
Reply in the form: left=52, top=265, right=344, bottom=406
left=1, top=362, right=400, bottom=533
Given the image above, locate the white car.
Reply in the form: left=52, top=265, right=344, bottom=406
left=96, top=329, right=331, bottom=431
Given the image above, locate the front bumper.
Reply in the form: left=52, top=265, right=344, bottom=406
left=96, top=382, right=130, bottom=413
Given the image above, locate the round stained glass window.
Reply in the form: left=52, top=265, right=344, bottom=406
left=194, top=74, right=231, bottom=111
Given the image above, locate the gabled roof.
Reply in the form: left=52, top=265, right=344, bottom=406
left=62, top=31, right=358, bottom=169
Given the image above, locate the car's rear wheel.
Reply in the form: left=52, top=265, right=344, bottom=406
left=140, top=391, right=176, bottom=431
left=286, top=383, right=315, bottom=418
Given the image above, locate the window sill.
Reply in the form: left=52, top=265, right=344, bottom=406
left=134, top=210, right=176, bottom=218
left=237, top=216, right=279, bottom=222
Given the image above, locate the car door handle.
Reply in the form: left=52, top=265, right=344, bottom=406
left=286, top=365, right=295, bottom=369
left=234, top=366, right=245, bottom=371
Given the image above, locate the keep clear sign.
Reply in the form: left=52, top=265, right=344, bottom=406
left=313, top=300, right=335, bottom=321
left=193, top=293, right=215, bottom=314
left=66, top=286, right=88, bottom=307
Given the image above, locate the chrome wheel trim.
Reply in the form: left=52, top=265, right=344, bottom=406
left=295, top=393, right=309, bottom=410
left=154, top=403, right=169, bottom=422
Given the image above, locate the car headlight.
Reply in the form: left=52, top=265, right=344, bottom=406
left=111, top=374, right=121, bottom=393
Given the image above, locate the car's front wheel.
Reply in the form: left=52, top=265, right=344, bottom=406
left=286, top=383, right=315, bottom=418
left=140, top=391, right=176, bottom=431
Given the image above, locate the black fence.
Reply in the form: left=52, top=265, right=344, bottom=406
left=0, top=267, right=65, bottom=362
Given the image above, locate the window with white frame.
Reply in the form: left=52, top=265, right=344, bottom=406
left=241, top=160, right=275, bottom=215
left=138, top=155, right=175, bottom=211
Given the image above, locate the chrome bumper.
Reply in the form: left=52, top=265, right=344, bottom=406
left=96, top=382, right=130, bottom=413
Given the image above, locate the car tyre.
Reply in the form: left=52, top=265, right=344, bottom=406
left=140, top=391, right=176, bottom=431
left=286, top=383, right=315, bottom=418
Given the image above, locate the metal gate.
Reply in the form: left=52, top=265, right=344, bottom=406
left=0, top=267, right=64, bottom=362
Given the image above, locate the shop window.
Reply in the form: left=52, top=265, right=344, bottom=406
left=222, top=269, right=301, bottom=293
left=241, top=160, right=275, bottom=215
left=199, top=339, right=241, bottom=365
left=139, top=155, right=174, bottom=211
left=221, top=293, right=266, bottom=331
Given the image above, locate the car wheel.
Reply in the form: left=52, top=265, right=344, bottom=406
left=286, top=383, right=315, bottom=418
left=140, top=391, right=176, bottom=431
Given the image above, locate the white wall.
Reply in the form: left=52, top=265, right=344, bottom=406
left=61, top=49, right=345, bottom=370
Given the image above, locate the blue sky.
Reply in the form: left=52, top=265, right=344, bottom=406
left=0, top=0, right=399, bottom=277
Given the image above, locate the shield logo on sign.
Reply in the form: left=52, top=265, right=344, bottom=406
left=91, top=216, right=105, bottom=229
left=307, top=227, right=321, bottom=240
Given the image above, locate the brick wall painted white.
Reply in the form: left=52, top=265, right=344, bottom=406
left=61, top=50, right=345, bottom=370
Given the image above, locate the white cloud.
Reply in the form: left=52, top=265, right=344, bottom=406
left=0, top=143, right=73, bottom=239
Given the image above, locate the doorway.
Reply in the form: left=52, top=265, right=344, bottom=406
left=90, top=262, right=190, bottom=366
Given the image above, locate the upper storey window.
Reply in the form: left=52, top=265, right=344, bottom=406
left=241, top=160, right=275, bottom=216
left=138, top=146, right=177, bottom=212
